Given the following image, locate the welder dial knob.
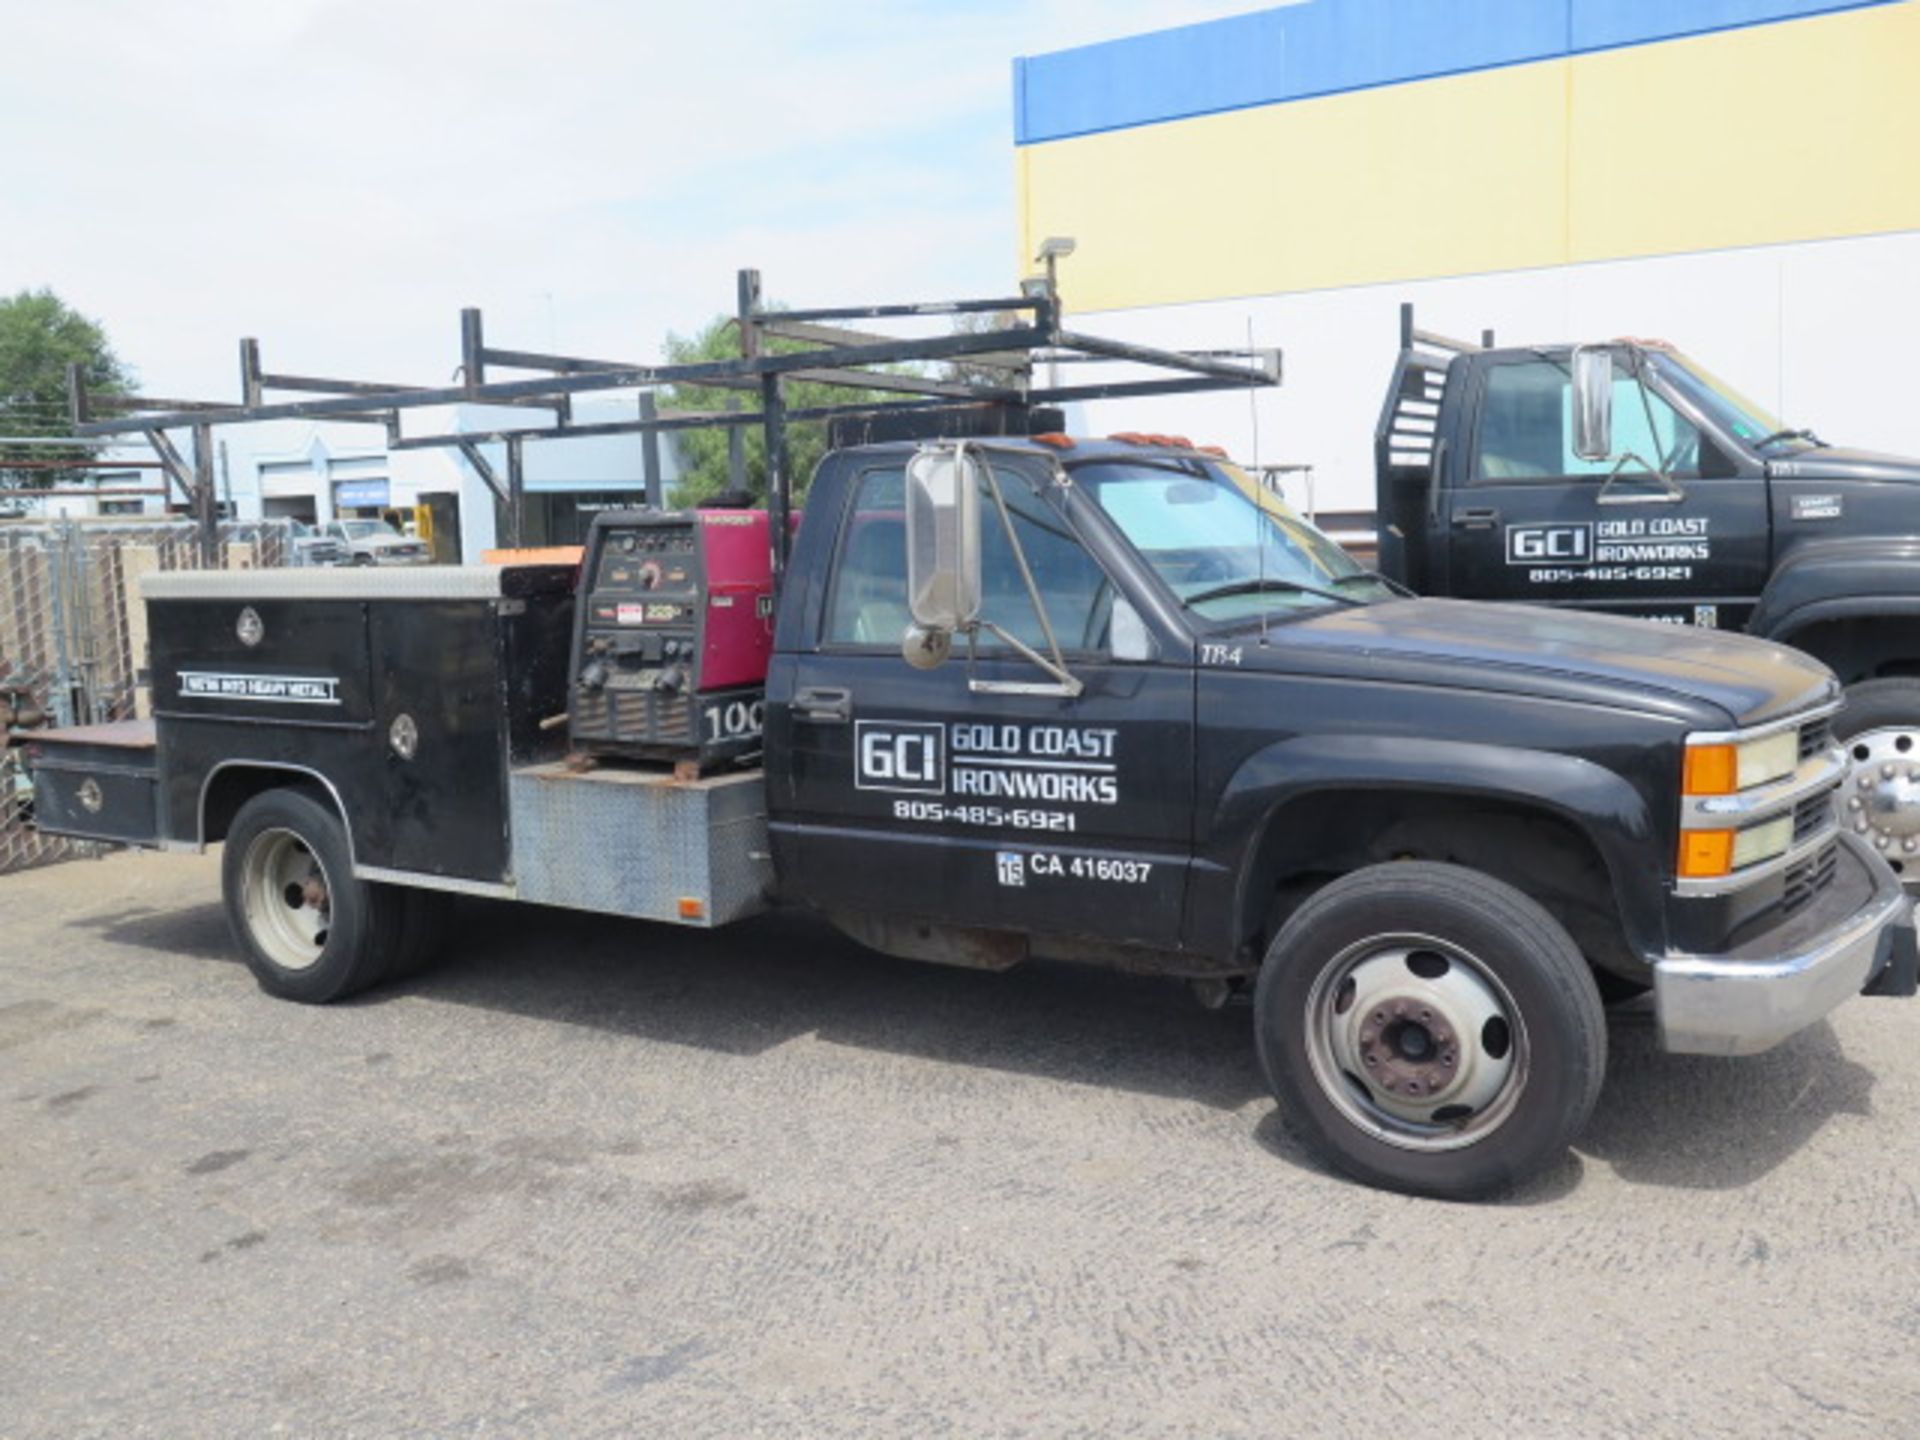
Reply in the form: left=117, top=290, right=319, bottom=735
left=638, top=561, right=663, bottom=590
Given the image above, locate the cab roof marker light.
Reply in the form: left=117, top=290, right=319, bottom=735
left=1030, top=432, right=1076, bottom=449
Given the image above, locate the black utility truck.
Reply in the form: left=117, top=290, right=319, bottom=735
left=1378, top=305, right=1920, bottom=883
left=24, top=276, right=1916, bottom=1199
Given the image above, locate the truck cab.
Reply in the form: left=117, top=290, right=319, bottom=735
left=1377, top=312, right=1920, bottom=879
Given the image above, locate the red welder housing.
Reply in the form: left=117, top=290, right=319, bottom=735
left=567, top=508, right=786, bottom=768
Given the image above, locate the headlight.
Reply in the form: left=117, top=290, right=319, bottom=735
left=1677, top=813, right=1796, bottom=880
left=1675, top=713, right=1837, bottom=887
left=1681, top=728, right=1799, bottom=796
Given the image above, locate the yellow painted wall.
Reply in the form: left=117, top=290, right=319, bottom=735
left=1016, top=1, right=1920, bottom=309
left=1569, top=1, right=1920, bottom=262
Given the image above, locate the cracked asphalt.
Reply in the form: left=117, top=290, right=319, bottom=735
left=3, top=849, right=1918, bottom=1437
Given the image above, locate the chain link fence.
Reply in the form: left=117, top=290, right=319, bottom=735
left=1, top=519, right=291, bottom=874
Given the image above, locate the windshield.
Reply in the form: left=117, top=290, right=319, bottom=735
left=1650, top=352, right=1807, bottom=451
left=341, top=520, right=396, bottom=539
left=1073, top=458, right=1393, bottom=620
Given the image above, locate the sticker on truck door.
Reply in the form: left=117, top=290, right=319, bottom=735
left=1508, top=517, right=1710, bottom=585
left=860, top=719, right=1119, bottom=832
left=997, top=849, right=1154, bottom=885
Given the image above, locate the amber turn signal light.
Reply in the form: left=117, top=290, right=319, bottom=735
left=1677, top=829, right=1734, bottom=879
left=1682, top=743, right=1738, bottom=796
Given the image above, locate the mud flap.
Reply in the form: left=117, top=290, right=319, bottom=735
left=1863, top=915, right=1920, bottom=998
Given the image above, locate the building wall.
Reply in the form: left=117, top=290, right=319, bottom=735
left=233, top=401, right=684, bottom=559
left=1013, top=0, right=1920, bottom=513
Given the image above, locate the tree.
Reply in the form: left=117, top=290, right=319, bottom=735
left=0, top=289, right=132, bottom=488
left=661, top=313, right=903, bottom=509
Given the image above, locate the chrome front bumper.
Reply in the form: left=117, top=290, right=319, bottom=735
left=1655, top=831, right=1912, bottom=1056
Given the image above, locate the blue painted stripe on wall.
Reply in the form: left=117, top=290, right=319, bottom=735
left=1569, top=0, right=1893, bottom=49
left=1013, top=0, right=1895, bottom=144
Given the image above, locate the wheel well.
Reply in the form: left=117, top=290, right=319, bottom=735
left=1775, top=616, right=1920, bottom=685
left=1240, top=790, right=1638, bottom=978
left=200, top=766, right=343, bottom=846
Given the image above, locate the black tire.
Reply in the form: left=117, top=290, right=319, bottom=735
left=1835, top=678, right=1920, bottom=886
left=1591, top=968, right=1651, bottom=1006
left=221, top=787, right=404, bottom=1003
left=1836, top=677, right=1920, bottom=742
left=1253, top=861, right=1606, bottom=1200
left=386, top=889, right=453, bottom=981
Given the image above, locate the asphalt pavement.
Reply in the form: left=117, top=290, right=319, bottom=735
left=3, top=850, right=1918, bottom=1438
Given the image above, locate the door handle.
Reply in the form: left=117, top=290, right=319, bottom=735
left=1451, top=506, right=1499, bottom=530
left=793, top=686, right=851, bottom=724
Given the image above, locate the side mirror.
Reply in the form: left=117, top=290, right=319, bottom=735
left=903, top=446, right=983, bottom=636
left=901, top=623, right=952, bottom=670
left=1570, top=345, right=1614, bottom=462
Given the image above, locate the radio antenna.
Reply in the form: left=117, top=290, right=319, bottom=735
left=1249, top=314, right=1270, bottom=650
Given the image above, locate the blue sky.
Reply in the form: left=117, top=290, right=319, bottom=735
left=0, top=0, right=1259, bottom=406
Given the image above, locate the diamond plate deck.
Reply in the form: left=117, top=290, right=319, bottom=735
left=507, top=762, right=773, bottom=927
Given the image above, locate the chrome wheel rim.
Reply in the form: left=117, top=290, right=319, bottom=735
left=241, top=828, right=331, bottom=971
left=1303, top=932, right=1529, bottom=1153
left=1842, top=727, right=1920, bottom=886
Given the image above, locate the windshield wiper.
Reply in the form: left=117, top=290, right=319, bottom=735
left=1182, top=577, right=1360, bottom=609
left=1752, top=427, right=1825, bottom=449
left=1332, top=569, right=1414, bottom=598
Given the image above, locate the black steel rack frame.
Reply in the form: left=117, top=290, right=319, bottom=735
left=66, top=268, right=1280, bottom=576
left=1370, top=303, right=1496, bottom=588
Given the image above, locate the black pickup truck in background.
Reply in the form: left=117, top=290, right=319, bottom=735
left=1376, top=305, right=1920, bottom=884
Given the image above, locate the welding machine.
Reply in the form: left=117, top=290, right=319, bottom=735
left=568, top=507, right=775, bottom=769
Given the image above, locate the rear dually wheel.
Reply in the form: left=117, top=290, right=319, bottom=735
left=222, top=787, right=403, bottom=1003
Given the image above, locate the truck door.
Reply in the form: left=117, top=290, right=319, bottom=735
left=772, top=460, right=1195, bottom=949
left=1446, top=354, right=1769, bottom=630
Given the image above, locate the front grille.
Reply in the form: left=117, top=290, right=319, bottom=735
left=1799, top=714, right=1834, bottom=762
left=1791, top=791, right=1833, bottom=846
left=1780, top=840, right=1840, bottom=917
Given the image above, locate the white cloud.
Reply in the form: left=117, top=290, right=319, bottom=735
left=0, top=0, right=1262, bottom=409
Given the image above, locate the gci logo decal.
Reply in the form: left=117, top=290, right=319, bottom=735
left=1506, top=523, right=1593, bottom=566
left=855, top=720, right=945, bottom=793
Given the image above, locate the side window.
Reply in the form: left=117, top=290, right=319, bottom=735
left=823, top=464, right=1112, bottom=652
left=825, top=467, right=910, bottom=646
left=1476, top=359, right=1702, bottom=482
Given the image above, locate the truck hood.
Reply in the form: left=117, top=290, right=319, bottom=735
left=1235, top=598, right=1835, bottom=727
left=1769, top=447, right=1920, bottom=484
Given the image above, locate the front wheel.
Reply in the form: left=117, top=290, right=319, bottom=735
left=1254, top=862, right=1606, bottom=1200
